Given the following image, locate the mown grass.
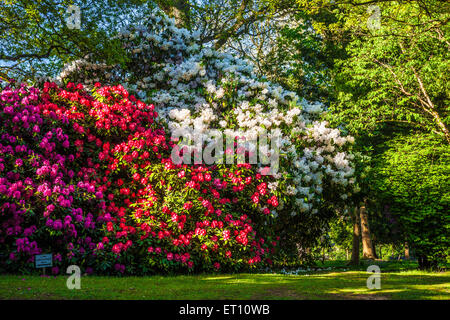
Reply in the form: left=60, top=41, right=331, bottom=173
left=1, top=268, right=448, bottom=300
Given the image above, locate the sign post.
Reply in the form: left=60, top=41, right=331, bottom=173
left=35, top=254, right=52, bottom=275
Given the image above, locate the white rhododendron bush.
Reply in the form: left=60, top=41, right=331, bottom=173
left=57, top=9, right=358, bottom=256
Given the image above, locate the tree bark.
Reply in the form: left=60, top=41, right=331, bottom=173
left=350, top=207, right=360, bottom=265
left=418, top=255, right=438, bottom=270
left=371, top=236, right=378, bottom=259
left=411, top=66, right=450, bottom=144
left=427, top=108, right=450, bottom=144
left=373, top=242, right=378, bottom=258
left=404, top=242, right=410, bottom=260
left=360, top=201, right=377, bottom=259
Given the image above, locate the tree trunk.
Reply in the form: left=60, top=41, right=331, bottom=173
left=350, top=207, right=360, bottom=266
left=371, top=238, right=378, bottom=259
left=404, top=242, right=410, bottom=260
left=360, top=201, right=377, bottom=259
left=428, top=109, right=450, bottom=144
left=411, top=66, right=450, bottom=144
left=418, top=255, right=437, bottom=270
left=418, top=256, right=427, bottom=269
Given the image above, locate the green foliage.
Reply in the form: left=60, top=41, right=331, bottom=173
left=284, top=0, right=450, bottom=268
left=0, top=0, right=151, bottom=80
left=328, top=214, right=352, bottom=254
left=329, top=1, right=450, bottom=141
left=371, top=133, right=450, bottom=268
left=257, top=9, right=344, bottom=104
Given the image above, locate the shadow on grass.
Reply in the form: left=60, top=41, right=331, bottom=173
left=197, top=271, right=450, bottom=300
left=0, top=270, right=448, bottom=300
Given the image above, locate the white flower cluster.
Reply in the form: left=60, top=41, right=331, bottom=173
left=55, top=57, right=115, bottom=85
left=57, top=8, right=358, bottom=216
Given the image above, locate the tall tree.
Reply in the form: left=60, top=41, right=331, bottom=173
left=371, top=133, right=449, bottom=269
left=0, top=0, right=150, bottom=80
left=291, top=0, right=449, bottom=268
left=304, top=0, right=450, bottom=144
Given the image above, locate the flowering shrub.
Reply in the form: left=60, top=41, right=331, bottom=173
left=0, top=83, right=105, bottom=274
left=0, top=81, right=282, bottom=274
left=56, top=9, right=358, bottom=255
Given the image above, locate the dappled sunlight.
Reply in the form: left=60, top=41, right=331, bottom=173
left=333, top=288, right=400, bottom=294
left=1, top=270, right=449, bottom=300
left=202, top=276, right=235, bottom=281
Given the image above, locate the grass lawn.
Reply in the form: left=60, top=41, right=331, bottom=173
left=1, top=268, right=449, bottom=300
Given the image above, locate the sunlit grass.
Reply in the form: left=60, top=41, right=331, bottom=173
left=0, top=268, right=448, bottom=300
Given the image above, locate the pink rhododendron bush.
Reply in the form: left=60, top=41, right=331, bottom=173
left=0, top=81, right=281, bottom=275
